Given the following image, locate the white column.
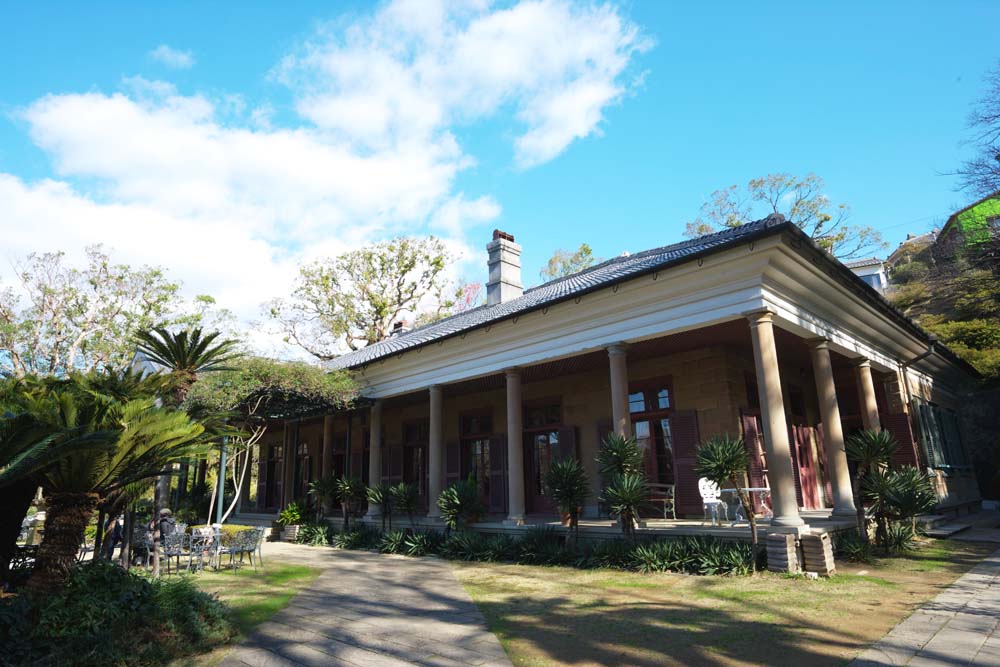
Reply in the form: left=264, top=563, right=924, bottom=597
left=426, top=385, right=444, bottom=519
left=607, top=343, right=632, bottom=438
left=366, top=401, right=383, bottom=517
left=504, top=369, right=526, bottom=525
left=747, top=311, right=805, bottom=529
left=854, top=359, right=882, bottom=432
left=807, top=338, right=857, bottom=518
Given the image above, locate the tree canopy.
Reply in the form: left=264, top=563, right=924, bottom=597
left=958, top=60, right=1000, bottom=197
left=266, top=237, right=458, bottom=359
left=0, top=246, right=227, bottom=379
left=539, top=243, right=602, bottom=280
left=184, top=357, right=356, bottom=421
left=684, top=173, right=886, bottom=259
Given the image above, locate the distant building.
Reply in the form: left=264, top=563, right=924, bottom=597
left=844, top=257, right=888, bottom=293
left=887, top=230, right=937, bottom=269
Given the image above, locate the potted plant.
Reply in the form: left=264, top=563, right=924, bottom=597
left=277, top=501, right=305, bottom=542
left=545, top=458, right=590, bottom=542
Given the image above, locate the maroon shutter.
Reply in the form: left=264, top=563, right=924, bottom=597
left=884, top=413, right=920, bottom=468
left=256, top=444, right=269, bottom=510
left=488, top=435, right=507, bottom=514
left=445, top=440, right=462, bottom=487
left=814, top=424, right=834, bottom=507
left=670, top=410, right=701, bottom=518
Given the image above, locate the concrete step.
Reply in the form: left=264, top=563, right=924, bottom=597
left=924, top=522, right=972, bottom=538
left=915, top=513, right=952, bottom=530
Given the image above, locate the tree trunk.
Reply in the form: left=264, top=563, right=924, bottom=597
left=26, top=492, right=99, bottom=593
left=196, top=459, right=207, bottom=488
left=152, top=478, right=162, bottom=578
left=0, top=479, right=37, bottom=586
left=100, top=513, right=119, bottom=560
left=93, top=508, right=106, bottom=559
left=732, top=476, right=758, bottom=572
left=119, top=511, right=134, bottom=569
left=850, top=463, right=869, bottom=544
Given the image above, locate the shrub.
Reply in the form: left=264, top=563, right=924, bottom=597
left=378, top=530, right=407, bottom=554
left=885, top=522, right=917, bottom=554
left=277, top=501, right=305, bottom=526
left=629, top=539, right=689, bottom=574
left=834, top=529, right=874, bottom=563
left=335, top=476, right=367, bottom=530
left=332, top=525, right=380, bottom=550
left=296, top=521, right=333, bottom=547
left=516, top=527, right=564, bottom=565
left=597, top=433, right=645, bottom=477
left=189, top=524, right=256, bottom=547
left=440, top=531, right=491, bottom=561
left=437, top=477, right=486, bottom=530
left=366, top=483, right=394, bottom=531
left=0, top=560, right=233, bottom=667
left=696, top=435, right=760, bottom=564
left=403, top=530, right=443, bottom=556
left=482, top=534, right=518, bottom=562
left=582, top=539, right=633, bottom=569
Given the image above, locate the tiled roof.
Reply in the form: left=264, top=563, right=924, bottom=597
left=329, top=215, right=791, bottom=369
left=843, top=257, right=884, bottom=268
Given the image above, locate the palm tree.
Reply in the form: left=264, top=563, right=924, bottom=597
left=134, top=327, right=240, bottom=406
left=0, top=379, right=206, bottom=591
left=696, top=435, right=758, bottom=566
left=845, top=429, right=898, bottom=545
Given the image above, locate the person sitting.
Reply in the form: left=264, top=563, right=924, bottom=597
left=157, top=509, right=176, bottom=538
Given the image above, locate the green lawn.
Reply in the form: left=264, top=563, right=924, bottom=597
left=454, top=539, right=993, bottom=667
left=176, top=562, right=321, bottom=666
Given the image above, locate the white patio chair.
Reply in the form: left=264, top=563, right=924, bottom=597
left=698, top=477, right=728, bottom=526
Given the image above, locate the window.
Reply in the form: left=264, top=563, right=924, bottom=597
left=628, top=379, right=675, bottom=485
left=402, top=421, right=428, bottom=497
left=860, top=273, right=883, bottom=290
left=524, top=405, right=560, bottom=428
left=524, top=403, right=563, bottom=501
left=460, top=412, right=493, bottom=502
left=914, top=399, right=967, bottom=468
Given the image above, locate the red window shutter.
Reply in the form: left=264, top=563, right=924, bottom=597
left=814, top=424, right=834, bottom=507
left=445, top=440, right=462, bottom=487
left=670, top=410, right=701, bottom=518
left=488, top=435, right=507, bottom=514
left=787, top=426, right=804, bottom=508
left=884, top=413, right=920, bottom=468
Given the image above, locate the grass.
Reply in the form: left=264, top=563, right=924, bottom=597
left=454, top=538, right=994, bottom=667
left=174, top=562, right=321, bottom=666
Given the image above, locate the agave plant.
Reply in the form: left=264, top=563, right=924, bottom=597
left=602, top=473, right=650, bottom=542
left=366, top=482, right=394, bottom=531
left=389, top=482, right=420, bottom=528
left=596, top=433, right=646, bottom=477
left=308, top=475, right=339, bottom=521
left=437, top=476, right=485, bottom=531
left=544, top=458, right=590, bottom=542
left=846, top=429, right=898, bottom=544
left=696, top=435, right=759, bottom=564
left=885, top=466, right=937, bottom=531
left=334, top=476, right=367, bottom=531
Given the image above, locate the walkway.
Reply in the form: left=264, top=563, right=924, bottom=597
left=219, top=542, right=512, bottom=667
left=852, top=547, right=1000, bottom=666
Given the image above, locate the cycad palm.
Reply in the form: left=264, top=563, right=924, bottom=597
left=135, top=327, right=240, bottom=405
left=0, top=379, right=206, bottom=591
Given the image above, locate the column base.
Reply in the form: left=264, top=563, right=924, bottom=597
left=767, top=522, right=812, bottom=536
left=503, top=516, right=525, bottom=527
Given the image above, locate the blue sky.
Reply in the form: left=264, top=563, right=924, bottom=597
left=0, top=1, right=996, bottom=350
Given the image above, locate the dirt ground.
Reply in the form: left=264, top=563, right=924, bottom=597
left=454, top=539, right=994, bottom=667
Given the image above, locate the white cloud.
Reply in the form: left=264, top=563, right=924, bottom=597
left=149, top=44, right=196, bottom=69
left=1, top=0, right=650, bottom=356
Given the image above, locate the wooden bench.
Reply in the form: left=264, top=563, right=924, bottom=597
left=647, top=483, right=676, bottom=520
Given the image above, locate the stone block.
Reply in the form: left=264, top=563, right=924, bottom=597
left=801, top=533, right=836, bottom=576
left=766, top=533, right=799, bottom=573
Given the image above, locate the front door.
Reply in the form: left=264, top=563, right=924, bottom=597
left=265, top=444, right=284, bottom=509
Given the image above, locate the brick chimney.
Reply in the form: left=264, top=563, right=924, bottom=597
left=486, top=229, right=523, bottom=306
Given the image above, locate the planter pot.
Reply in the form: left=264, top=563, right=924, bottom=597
left=281, top=524, right=300, bottom=542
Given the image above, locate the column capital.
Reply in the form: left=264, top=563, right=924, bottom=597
left=428, top=384, right=443, bottom=394
left=805, top=337, right=831, bottom=351
left=852, top=358, right=872, bottom=369
left=606, top=342, right=628, bottom=356
left=744, top=309, right=775, bottom=326
left=504, top=367, right=522, bottom=379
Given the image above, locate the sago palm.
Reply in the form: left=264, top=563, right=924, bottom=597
left=0, top=381, right=206, bottom=591
left=134, top=327, right=240, bottom=406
